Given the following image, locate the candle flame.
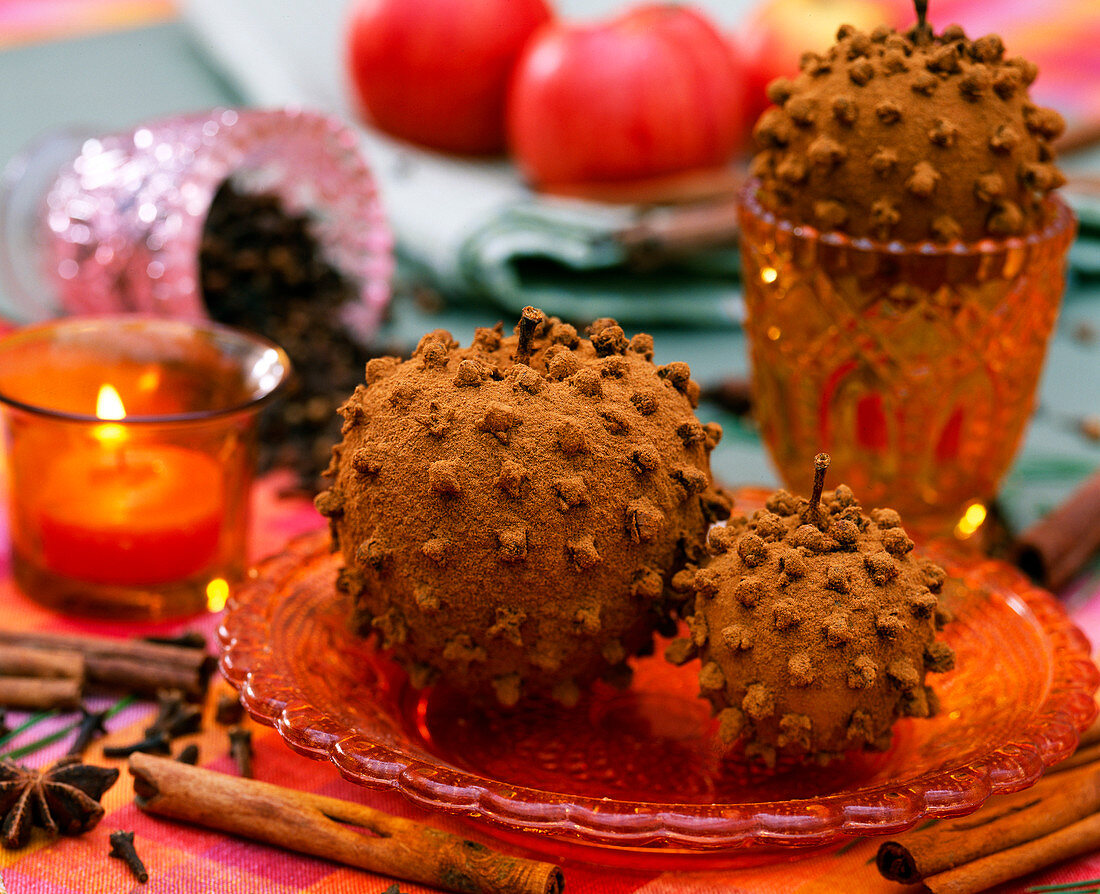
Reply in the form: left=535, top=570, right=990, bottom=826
left=206, top=578, right=230, bottom=612
left=94, top=385, right=127, bottom=447
left=96, top=385, right=126, bottom=420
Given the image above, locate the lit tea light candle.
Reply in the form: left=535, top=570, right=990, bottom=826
left=35, top=385, right=225, bottom=586
left=0, top=316, right=290, bottom=619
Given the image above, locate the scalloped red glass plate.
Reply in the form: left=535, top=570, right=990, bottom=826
left=218, top=495, right=1098, bottom=866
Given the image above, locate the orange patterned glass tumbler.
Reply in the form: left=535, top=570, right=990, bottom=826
left=738, top=185, right=1076, bottom=531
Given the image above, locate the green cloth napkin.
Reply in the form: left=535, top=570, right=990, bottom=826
left=455, top=201, right=743, bottom=328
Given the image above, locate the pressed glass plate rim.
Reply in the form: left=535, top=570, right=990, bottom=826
left=218, top=528, right=1099, bottom=850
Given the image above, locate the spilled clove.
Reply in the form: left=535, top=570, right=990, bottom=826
left=108, top=830, right=148, bottom=884
left=175, top=744, right=199, bottom=765
left=143, top=689, right=202, bottom=740
left=228, top=727, right=253, bottom=778
left=200, top=182, right=384, bottom=491
left=141, top=632, right=207, bottom=651
left=66, top=707, right=109, bottom=758
left=103, top=732, right=172, bottom=759
left=214, top=693, right=244, bottom=726
left=700, top=376, right=754, bottom=418
left=145, top=690, right=185, bottom=734
left=149, top=706, right=202, bottom=740
left=105, top=688, right=202, bottom=757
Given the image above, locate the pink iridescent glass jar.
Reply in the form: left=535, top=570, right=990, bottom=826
left=0, top=108, right=392, bottom=342
left=738, top=182, right=1075, bottom=532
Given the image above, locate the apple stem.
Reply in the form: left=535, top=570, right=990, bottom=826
left=809, top=452, right=830, bottom=527
left=914, top=0, right=932, bottom=43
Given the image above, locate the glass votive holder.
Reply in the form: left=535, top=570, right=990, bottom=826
left=738, top=182, right=1076, bottom=534
left=0, top=316, right=290, bottom=620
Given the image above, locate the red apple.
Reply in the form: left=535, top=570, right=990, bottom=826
left=507, top=4, right=749, bottom=201
left=737, top=0, right=911, bottom=125
left=345, top=0, right=553, bottom=155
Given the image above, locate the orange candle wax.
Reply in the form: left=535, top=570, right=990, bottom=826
left=36, top=445, right=224, bottom=586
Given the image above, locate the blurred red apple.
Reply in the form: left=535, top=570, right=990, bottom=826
left=345, top=0, right=553, bottom=155
left=507, top=4, right=749, bottom=202
left=737, top=0, right=912, bottom=126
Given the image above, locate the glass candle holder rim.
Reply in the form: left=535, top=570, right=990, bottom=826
left=738, top=178, right=1076, bottom=257
left=0, top=314, right=292, bottom=425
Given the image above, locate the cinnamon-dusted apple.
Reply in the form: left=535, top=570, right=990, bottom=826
left=751, top=19, right=1066, bottom=242
left=315, top=307, right=731, bottom=706
left=668, top=455, right=954, bottom=764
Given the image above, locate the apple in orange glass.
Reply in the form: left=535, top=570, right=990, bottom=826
left=345, top=0, right=552, bottom=155
left=507, top=4, right=748, bottom=202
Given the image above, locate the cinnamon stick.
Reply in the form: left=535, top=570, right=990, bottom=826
left=1060, top=122, right=1100, bottom=157
left=0, top=631, right=209, bottom=697
left=700, top=376, right=753, bottom=418
left=0, top=645, right=84, bottom=681
left=922, top=813, right=1100, bottom=894
left=0, top=675, right=82, bottom=710
left=877, top=762, right=1100, bottom=886
left=87, top=656, right=207, bottom=698
left=1048, top=740, right=1100, bottom=775
left=618, top=196, right=741, bottom=267
left=1014, top=467, right=1100, bottom=591
left=129, top=754, right=564, bottom=894
left=550, top=164, right=743, bottom=206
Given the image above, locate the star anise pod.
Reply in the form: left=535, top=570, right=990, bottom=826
left=0, top=757, right=119, bottom=848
